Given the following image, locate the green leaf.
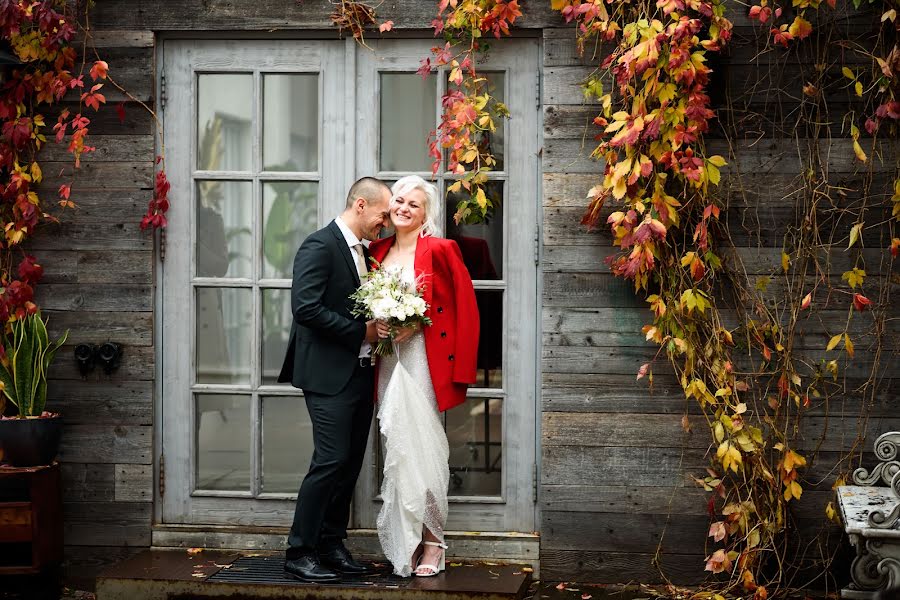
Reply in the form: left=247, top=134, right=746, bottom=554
left=12, top=318, right=35, bottom=416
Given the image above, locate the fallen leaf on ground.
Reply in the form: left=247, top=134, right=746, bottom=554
left=186, top=547, right=203, bottom=555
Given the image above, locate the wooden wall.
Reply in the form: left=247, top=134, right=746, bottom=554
left=539, top=12, right=899, bottom=585
left=27, top=30, right=156, bottom=586
left=21, top=0, right=897, bottom=588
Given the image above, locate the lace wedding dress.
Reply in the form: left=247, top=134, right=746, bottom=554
left=376, top=268, right=450, bottom=577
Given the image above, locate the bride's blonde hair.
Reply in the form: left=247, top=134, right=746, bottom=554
left=390, top=175, right=438, bottom=237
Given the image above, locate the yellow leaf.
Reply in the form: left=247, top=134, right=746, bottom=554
left=854, top=81, right=863, bottom=97
left=827, top=334, right=842, bottom=351
left=747, top=528, right=761, bottom=549
left=475, top=187, right=488, bottom=210
left=790, top=480, right=803, bottom=500
left=848, top=223, right=862, bottom=248
left=853, top=140, right=867, bottom=163
left=781, top=252, right=790, bottom=273
left=30, top=162, right=42, bottom=183
left=842, top=267, right=866, bottom=289
left=844, top=334, right=854, bottom=358
left=842, top=66, right=855, bottom=80
left=707, top=155, right=727, bottom=167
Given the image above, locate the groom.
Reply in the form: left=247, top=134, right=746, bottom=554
left=278, top=177, right=392, bottom=583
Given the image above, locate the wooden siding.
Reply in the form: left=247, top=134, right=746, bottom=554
left=25, top=28, right=156, bottom=582
left=539, top=19, right=898, bottom=585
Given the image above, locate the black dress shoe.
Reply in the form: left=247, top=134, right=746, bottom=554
left=318, top=545, right=373, bottom=575
left=284, top=555, right=341, bottom=583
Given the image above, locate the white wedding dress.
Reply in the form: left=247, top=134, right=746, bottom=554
left=376, top=268, right=450, bottom=577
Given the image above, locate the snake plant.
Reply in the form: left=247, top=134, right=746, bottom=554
left=0, top=312, right=68, bottom=417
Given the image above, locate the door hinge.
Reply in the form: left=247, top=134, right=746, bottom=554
left=532, top=463, right=538, bottom=504
left=159, top=227, right=167, bottom=263
left=160, top=71, right=167, bottom=110
left=535, top=71, right=541, bottom=111
left=158, top=453, right=165, bottom=498
left=533, top=227, right=540, bottom=266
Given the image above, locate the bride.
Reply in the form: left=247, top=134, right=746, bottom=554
left=367, top=175, right=480, bottom=577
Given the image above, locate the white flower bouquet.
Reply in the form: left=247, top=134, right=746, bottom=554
left=350, top=263, right=432, bottom=356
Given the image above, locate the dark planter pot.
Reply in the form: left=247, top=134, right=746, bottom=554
left=0, top=415, right=63, bottom=467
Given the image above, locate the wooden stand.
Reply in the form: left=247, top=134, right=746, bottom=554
left=0, top=462, right=63, bottom=575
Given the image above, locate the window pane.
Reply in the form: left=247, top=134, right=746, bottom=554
left=197, top=181, right=252, bottom=278
left=262, top=181, right=318, bottom=279
left=380, top=73, right=436, bottom=172
left=445, top=397, right=502, bottom=496
left=446, top=181, right=503, bottom=279
left=263, top=74, right=318, bottom=172
left=261, top=289, right=292, bottom=385
left=474, top=289, right=503, bottom=388
left=198, top=74, right=253, bottom=171
left=262, top=396, right=313, bottom=493
left=196, top=394, right=251, bottom=491
left=196, top=287, right=252, bottom=385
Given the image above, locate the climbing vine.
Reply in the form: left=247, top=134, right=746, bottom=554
left=0, top=0, right=168, bottom=330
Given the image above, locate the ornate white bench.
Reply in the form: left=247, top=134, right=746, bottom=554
left=837, top=431, right=900, bottom=599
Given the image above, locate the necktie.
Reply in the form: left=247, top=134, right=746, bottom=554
left=352, top=243, right=367, bottom=277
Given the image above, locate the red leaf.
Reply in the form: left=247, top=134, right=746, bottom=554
left=800, top=292, right=811, bottom=309
left=58, top=183, right=71, bottom=200
left=116, top=102, right=127, bottom=124
left=378, top=20, right=394, bottom=33
left=90, top=60, right=109, bottom=81
left=852, top=294, right=872, bottom=311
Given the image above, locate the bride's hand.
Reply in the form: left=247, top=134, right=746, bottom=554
left=376, top=320, right=391, bottom=339
left=392, top=323, right=419, bottom=344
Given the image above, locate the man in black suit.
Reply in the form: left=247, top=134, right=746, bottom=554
left=278, top=177, right=391, bottom=583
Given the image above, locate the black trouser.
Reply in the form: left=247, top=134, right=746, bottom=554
left=286, top=362, right=374, bottom=559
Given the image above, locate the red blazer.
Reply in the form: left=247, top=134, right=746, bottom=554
left=368, top=234, right=480, bottom=412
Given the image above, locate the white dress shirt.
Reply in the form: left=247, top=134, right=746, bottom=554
left=334, top=216, right=372, bottom=359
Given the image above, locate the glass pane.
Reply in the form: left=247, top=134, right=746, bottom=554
left=474, top=289, right=503, bottom=388
left=262, top=396, right=313, bottom=493
left=445, top=397, right=502, bottom=496
left=446, top=181, right=503, bottom=279
left=197, top=181, right=252, bottom=278
left=196, top=287, right=252, bottom=384
left=261, top=289, right=292, bottom=385
left=196, top=394, right=251, bottom=491
left=380, top=73, right=437, bottom=172
left=448, top=71, right=505, bottom=172
left=198, top=74, right=253, bottom=171
left=262, top=181, right=318, bottom=279
left=264, top=74, right=318, bottom=172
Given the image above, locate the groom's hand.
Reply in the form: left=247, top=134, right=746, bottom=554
left=392, top=323, right=418, bottom=344
left=365, top=319, right=381, bottom=343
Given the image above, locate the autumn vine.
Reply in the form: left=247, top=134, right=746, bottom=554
left=0, top=0, right=169, bottom=338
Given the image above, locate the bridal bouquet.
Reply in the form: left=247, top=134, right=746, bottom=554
left=350, top=264, right=432, bottom=356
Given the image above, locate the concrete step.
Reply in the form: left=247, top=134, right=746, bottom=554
left=96, top=549, right=532, bottom=600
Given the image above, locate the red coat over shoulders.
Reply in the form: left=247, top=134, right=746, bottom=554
left=368, top=234, right=480, bottom=412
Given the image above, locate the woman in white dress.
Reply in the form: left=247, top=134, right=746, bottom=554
left=367, top=176, right=480, bottom=577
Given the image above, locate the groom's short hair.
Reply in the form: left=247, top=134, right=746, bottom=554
left=346, top=177, right=390, bottom=208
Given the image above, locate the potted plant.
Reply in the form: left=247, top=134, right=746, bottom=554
left=0, top=311, right=68, bottom=467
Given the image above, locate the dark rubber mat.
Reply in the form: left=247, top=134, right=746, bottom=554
left=207, top=555, right=413, bottom=588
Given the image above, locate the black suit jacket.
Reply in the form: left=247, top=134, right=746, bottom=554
left=277, top=220, right=368, bottom=395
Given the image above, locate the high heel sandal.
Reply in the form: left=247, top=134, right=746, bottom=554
left=414, top=541, right=447, bottom=577
left=410, top=542, right=424, bottom=571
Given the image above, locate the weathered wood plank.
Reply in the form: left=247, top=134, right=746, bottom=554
left=542, top=373, right=899, bottom=418
left=26, top=222, right=152, bottom=251
left=542, top=412, right=900, bottom=453
left=542, top=307, right=899, bottom=349
left=44, top=102, right=154, bottom=136
left=59, top=424, right=153, bottom=464
left=51, top=344, right=154, bottom=381
left=63, top=501, right=152, bottom=546
left=40, top=161, right=153, bottom=189
left=116, top=464, right=153, bottom=502
left=542, top=344, right=892, bottom=379
left=543, top=245, right=891, bottom=275
left=36, top=284, right=153, bottom=312
left=542, top=510, right=710, bottom=553
left=27, top=189, right=148, bottom=224
left=36, top=250, right=153, bottom=285
left=44, top=310, right=153, bottom=346
left=539, top=549, right=704, bottom=584
left=40, top=135, right=154, bottom=162
left=61, top=463, right=115, bottom=502
left=78, top=30, right=155, bottom=48
left=48, top=381, right=152, bottom=425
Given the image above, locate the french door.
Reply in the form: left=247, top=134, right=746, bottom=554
left=160, top=38, right=538, bottom=533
